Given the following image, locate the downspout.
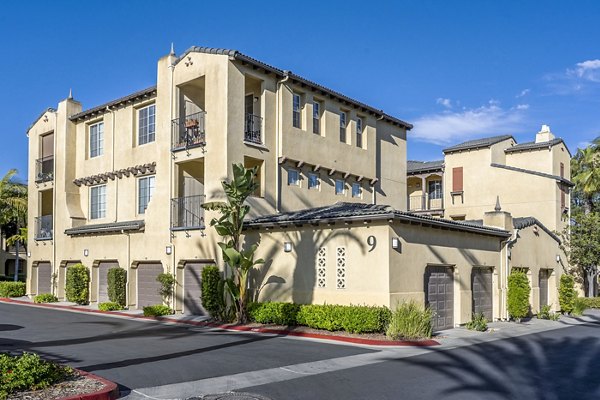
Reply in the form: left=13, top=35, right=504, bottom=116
left=275, top=73, right=290, bottom=213
left=168, top=54, right=177, bottom=311
left=52, top=109, right=58, bottom=296
left=107, top=106, right=118, bottom=223
left=121, top=229, right=131, bottom=306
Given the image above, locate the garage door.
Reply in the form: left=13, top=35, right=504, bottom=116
left=137, top=263, right=163, bottom=308
left=539, top=269, right=549, bottom=308
left=37, top=262, right=52, bottom=294
left=98, top=261, right=119, bottom=303
left=184, top=263, right=208, bottom=315
left=425, top=266, right=454, bottom=331
left=472, top=267, right=493, bottom=320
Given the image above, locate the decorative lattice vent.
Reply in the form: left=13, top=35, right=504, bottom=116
left=336, top=247, right=346, bottom=289
left=317, top=247, right=327, bottom=288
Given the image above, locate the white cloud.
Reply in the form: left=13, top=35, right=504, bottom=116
left=516, top=89, right=530, bottom=98
left=545, top=59, right=600, bottom=94
left=411, top=102, right=527, bottom=145
left=516, top=104, right=529, bottom=110
left=436, top=98, right=452, bottom=108
left=569, top=59, right=600, bottom=82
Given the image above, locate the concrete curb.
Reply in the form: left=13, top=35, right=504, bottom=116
left=0, top=298, right=440, bottom=347
left=60, top=369, right=119, bottom=400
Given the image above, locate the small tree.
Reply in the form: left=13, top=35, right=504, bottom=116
left=65, top=264, right=89, bottom=305
left=558, top=274, right=577, bottom=314
left=157, top=273, right=176, bottom=305
left=202, top=164, right=264, bottom=323
left=507, top=270, right=530, bottom=321
left=107, top=267, right=127, bottom=307
left=201, top=265, right=227, bottom=320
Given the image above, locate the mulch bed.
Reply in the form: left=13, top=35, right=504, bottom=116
left=8, top=371, right=105, bottom=400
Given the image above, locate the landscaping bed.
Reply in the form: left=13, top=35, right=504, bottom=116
left=7, top=371, right=105, bottom=400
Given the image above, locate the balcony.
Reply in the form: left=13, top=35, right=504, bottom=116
left=171, top=112, right=206, bottom=151
left=244, top=113, right=263, bottom=145
left=171, top=195, right=205, bottom=230
left=35, top=156, right=54, bottom=183
left=408, top=194, right=444, bottom=215
left=34, top=215, right=53, bottom=240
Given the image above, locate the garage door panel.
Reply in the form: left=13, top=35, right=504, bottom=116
left=426, top=266, right=454, bottom=331
left=472, top=268, right=493, bottom=321
left=37, top=262, right=52, bottom=294
left=539, top=270, right=549, bottom=308
left=137, top=263, right=163, bottom=308
left=184, top=263, right=207, bottom=316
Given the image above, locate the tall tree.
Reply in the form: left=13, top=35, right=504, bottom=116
left=202, top=164, right=264, bottom=323
left=571, top=137, right=600, bottom=214
left=0, top=169, right=27, bottom=281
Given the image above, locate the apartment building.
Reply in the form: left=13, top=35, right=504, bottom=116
left=26, top=46, right=569, bottom=330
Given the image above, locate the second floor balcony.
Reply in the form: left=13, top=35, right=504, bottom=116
left=34, top=215, right=53, bottom=240
left=408, top=194, right=444, bottom=215
left=244, top=113, right=263, bottom=145
left=172, top=111, right=206, bottom=152
left=35, top=155, right=54, bottom=183
left=171, top=195, right=205, bottom=230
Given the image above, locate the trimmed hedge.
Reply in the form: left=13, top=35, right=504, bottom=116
left=248, top=302, right=391, bottom=334
left=98, top=302, right=124, bottom=311
left=143, top=304, right=174, bottom=317
left=559, top=274, right=577, bottom=314
left=577, top=297, right=600, bottom=309
left=201, top=266, right=225, bottom=318
left=107, top=267, right=127, bottom=307
left=65, top=264, right=89, bottom=305
left=508, top=270, right=530, bottom=320
left=33, top=293, right=58, bottom=303
left=0, top=282, right=26, bottom=297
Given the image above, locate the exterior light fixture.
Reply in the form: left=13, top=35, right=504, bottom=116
left=83, top=249, right=89, bottom=257
left=392, top=237, right=400, bottom=250
left=166, top=245, right=172, bottom=255
left=284, top=242, right=293, bottom=253
left=27, top=251, right=31, bottom=258
left=556, top=254, right=561, bottom=263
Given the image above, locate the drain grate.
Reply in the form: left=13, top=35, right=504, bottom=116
left=189, top=392, right=272, bottom=400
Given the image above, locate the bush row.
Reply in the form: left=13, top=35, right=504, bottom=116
left=33, top=293, right=58, bottom=303
left=0, top=281, right=26, bottom=297
left=98, top=302, right=124, bottom=311
left=143, top=304, right=173, bottom=317
left=576, top=297, right=600, bottom=309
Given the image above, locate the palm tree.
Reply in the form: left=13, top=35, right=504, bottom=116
left=571, top=137, right=600, bottom=214
left=0, top=169, right=27, bottom=281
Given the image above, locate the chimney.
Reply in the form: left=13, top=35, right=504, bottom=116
left=535, top=124, right=555, bottom=143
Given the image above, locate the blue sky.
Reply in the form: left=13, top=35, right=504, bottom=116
left=2, top=1, right=599, bottom=182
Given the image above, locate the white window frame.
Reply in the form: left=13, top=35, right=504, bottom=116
left=138, top=104, right=156, bottom=145
left=308, top=172, right=320, bottom=190
left=428, top=180, right=442, bottom=200
left=138, top=175, right=156, bottom=214
left=356, top=117, right=363, bottom=148
left=352, top=182, right=362, bottom=198
left=340, top=112, right=347, bottom=143
left=90, top=184, right=106, bottom=220
left=313, top=101, right=321, bottom=134
left=335, top=179, right=345, bottom=195
left=292, top=93, right=302, bottom=129
left=89, top=122, right=104, bottom=158
left=288, top=169, right=300, bottom=186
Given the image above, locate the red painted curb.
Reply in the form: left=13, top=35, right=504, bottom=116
left=0, top=298, right=440, bottom=347
left=60, top=369, right=119, bottom=400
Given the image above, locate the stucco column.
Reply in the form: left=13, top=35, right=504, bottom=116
left=421, top=176, right=426, bottom=210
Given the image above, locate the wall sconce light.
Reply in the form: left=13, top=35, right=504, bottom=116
left=166, top=245, right=172, bottom=255
left=556, top=254, right=561, bottom=263
left=27, top=251, right=31, bottom=258
left=284, top=242, right=293, bottom=253
left=392, top=237, right=401, bottom=251
left=83, top=249, right=89, bottom=257
left=253, top=96, right=259, bottom=103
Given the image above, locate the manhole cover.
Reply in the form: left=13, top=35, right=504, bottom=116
left=189, top=393, right=272, bottom=400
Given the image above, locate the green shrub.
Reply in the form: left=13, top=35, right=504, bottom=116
left=576, top=297, right=600, bottom=309
left=0, top=352, right=73, bottom=400
left=386, top=301, right=433, bottom=340
left=558, top=274, right=577, bottom=314
left=572, top=297, right=587, bottom=316
left=98, top=302, right=124, bottom=311
left=0, top=281, right=26, bottom=297
left=248, top=302, right=301, bottom=325
left=157, top=273, right=175, bottom=300
left=507, top=270, right=530, bottom=321
left=65, top=264, right=89, bottom=305
left=296, top=304, right=391, bottom=334
left=143, top=304, right=174, bottom=317
left=107, top=267, right=127, bottom=307
left=538, top=305, right=561, bottom=321
left=201, top=266, right=226, bottom=319
left=33, top=293, right=58, bottom=303
left=465, top=312, right=488, bottom=332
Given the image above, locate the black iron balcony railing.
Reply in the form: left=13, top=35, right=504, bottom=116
left=408, top=194, right=444, bottom=212
left=35, top=155, right=54, bottom=183
left=171, top=195, right=205, bottom=230
left=244, top=113, right=262, bottom=144
left=34, top=215, right=53, bottom=240
left=171, top=111, right=206, bottom=151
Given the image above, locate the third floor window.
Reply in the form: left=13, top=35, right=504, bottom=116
left=356, top=118, right=363, bottom=148
left=89, top=122, right=104, bottom=158
left=139, top=104, right=156, bottom=145
left=293, top=93, right=302, bottom=128
left=313, top=101, right=321, bottom=134
left=340, top=112, right=347, bottom=143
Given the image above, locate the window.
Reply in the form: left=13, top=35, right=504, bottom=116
left=308, top=173, right=319, bottom=190
left=335, top=179, right=345, bottom=195
left=351, top=182, right=362, bottom=198
left=138, top=104, right=156, bottom=145
left=452, top=167, right=463, bottom=192
left=560, top=162, right=565, bottom=178
left=428, top=180, right=442, bottom=199
left=313, top=101, right=321, bottom=134
left=293, top=93, right=302, bottom=128
left=90, top=185, right=106, bottom=219
left=89, top=122, right=104, bottom=158
left=288, top=169, right=300, bottom=186
left=138, top=175, right=156, bottom=214
left=356, top=118, right=363, bottom=148
left=340, top=112, right=347, bottom=143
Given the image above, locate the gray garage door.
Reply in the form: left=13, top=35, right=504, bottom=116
left=539, top=269, right=549, bottom=308
left=184, top=262, right=208, bottom=315
left=98, top=261, right=119, bottom=303
left=137, top=263, right=163, bottom=308
left=426, top=266, right=454, bottom=331
left=472, top=267, right=493, bottom=320
left=37, top=262, right=52, bottom=294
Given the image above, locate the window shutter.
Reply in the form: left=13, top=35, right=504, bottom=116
left=561, top=187, right=565, bottom=208
left=560, top=162, right=564, bottom=178
left=452, top=167, right=463, bottom=192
